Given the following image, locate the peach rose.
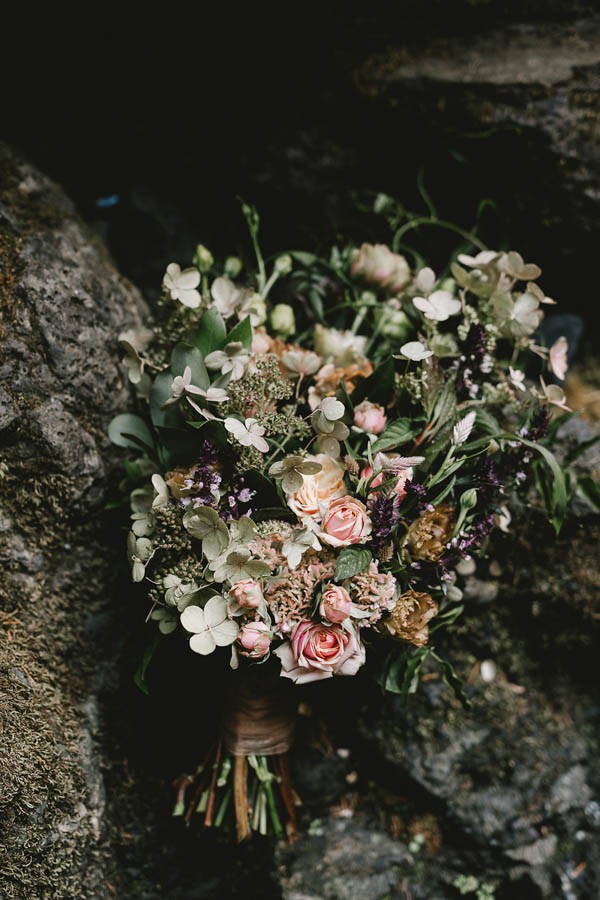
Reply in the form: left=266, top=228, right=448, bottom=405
left=320, top=496, right=372, bottom=547
left=229, top=579, right=264, bottom=609
left=274, top=620, right=365, bottom=684
left=353, top=400, right=387, bottom=434
left=238, top=621, right=271, bottom=657
left=286, top=453, right=346, bottom=522
left=319, top=584, right=352, bottom=623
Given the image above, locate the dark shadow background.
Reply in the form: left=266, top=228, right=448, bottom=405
left=5, top=2, right=599, bottom=331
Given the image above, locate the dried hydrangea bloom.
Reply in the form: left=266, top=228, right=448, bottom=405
left=383, top=590, right=438, bottom=647
left=405, top=503, right=455, bottom=561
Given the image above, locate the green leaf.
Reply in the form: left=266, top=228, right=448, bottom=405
left=150, top=371, right=182, bottom=429
left=429, top=604, right=464, bottom=634
left=170, top=342, right=209, bottom=390
left=378, top=647, right=429, bottom=699
left=431, top=651, right=471, bottom=709
left=108, top=413, right=155, bottom=452
left=498, top=432, right=568, bottom=533
left=429, top=475, right=456, bottom=506
left=335, top=547, right=372, bottom=582
left=576, top=475, right=600, bottom=512
left=134, top=633, right=161, bottom=695
left=194, top=308, right=227, bottom=356
left=565, top=433, right=600, bottom=466
left=351, top=356, right=395, bottom=406
left=290, top=251, right=318, bottom=267
left=371, top=418, right=416, bottom=453
left=220, top=315, right=252, bottom=350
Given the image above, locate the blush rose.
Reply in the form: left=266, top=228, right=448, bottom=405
left=320, top=496, right=372, bottom=547
left=353, top=400, right=387, bottom=434
left=319, top=584, right=352, bottom=624
left=238, top=621, right=271, bottom=657
left=274, top=620, right=365, bottom=684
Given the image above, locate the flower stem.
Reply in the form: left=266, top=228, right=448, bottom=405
left=233, top=755, right=251, bottom=841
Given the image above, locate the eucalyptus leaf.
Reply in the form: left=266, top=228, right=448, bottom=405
left=335, top=547, right=372, bottom=582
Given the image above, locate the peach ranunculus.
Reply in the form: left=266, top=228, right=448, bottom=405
left=274, top=620, right=365, bottom=684
left=353, top=400, right=387, bottom=435
left=350, top=243, right=411, bottom=294
left=286, top=453, right=346, bottom=522
left=320, top=496, right=372, bottom=547
left=228, top=579, right=264, bottom=609
left=319, top=584, right=352, bottom=624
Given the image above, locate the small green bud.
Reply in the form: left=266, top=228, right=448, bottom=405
left=439, top=277, right=456, bottom=293
left=194, top=244, right=214, bottom=273
left=460, top=488, right=478, bottom=510
left=274, top=254, right=293, bottom=276
left=270, top=303, right=296, bottom=337
left=224, top=256, right=243, bottom=279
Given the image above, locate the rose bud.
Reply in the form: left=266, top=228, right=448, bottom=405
left=353, top=400, right=387, bottom=435
left=229, top=579, right=264, bottom=609
left=319, top=584, right=352, bottom=624
left=239, top=621, right=271, bottom=657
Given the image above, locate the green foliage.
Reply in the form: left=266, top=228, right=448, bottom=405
left=335, top=547, right=373, bottom=582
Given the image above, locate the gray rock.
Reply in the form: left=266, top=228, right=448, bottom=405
left=279, top=817, right=411, bottom=900
left=0, top=142, right=145, bottom=899
left=358, top=16, right=600, bottom=234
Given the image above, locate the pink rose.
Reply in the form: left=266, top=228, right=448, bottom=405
left=350, top=243, right=410, bottom=294
left=320, top=496, right=372, bottom=547
left=274, top=620, right=366, bottom=684
left=287, top=453, right=346, bottom=522
left=229, top=579, right=264, bottom=609
left=239, top=621, right=271, bottom=657
left=353, top=400, right=387, bottom=435
left=360, top=465, right=413, bottom=501
left=319, top=584, right=352, bottom=623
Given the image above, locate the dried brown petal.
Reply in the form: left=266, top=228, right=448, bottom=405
left=405, top=503, right=455, bottom=561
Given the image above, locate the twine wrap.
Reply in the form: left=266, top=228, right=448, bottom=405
left=222, top=674, right=295, bottom=756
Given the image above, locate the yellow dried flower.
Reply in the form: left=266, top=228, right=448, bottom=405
left=384, top=590, right=438, bottom=647
left=405, top=503, right=455, bottom=561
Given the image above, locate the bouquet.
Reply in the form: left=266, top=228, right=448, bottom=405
left=109, top=204, right=570, bottom=840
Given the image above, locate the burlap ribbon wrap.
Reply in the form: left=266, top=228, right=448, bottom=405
left=222, top=673, right=295, bottom=756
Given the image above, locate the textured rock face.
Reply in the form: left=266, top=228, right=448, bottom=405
left=0, top=143, right=145, bottom=898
